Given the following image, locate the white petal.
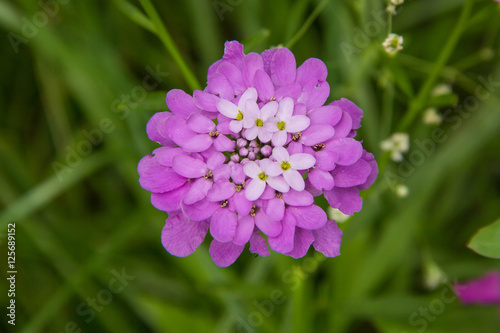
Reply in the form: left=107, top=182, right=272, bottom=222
left=243, top=100, right=259, bottom=128
left=289, top=153, right=316, bottom=170
left=217, top=99, right=238, bottom=119
left=272, top=131, right=287, bottom=147
left=244, top=126, right=259, bottom=140
left=243, top=161, right=261, bottom=178
left=284, top=170, right=305, bottom=191
left=238, top=87, right=258, bottom=109
left=245, top=179, right=266, bottom=201
left=286, top=115, right=310, bottom=132
left=260, top=101, right=278, bottom=121
left=272, top=146, right=289, bottom=163
left=264, top=162, right=283, bottom=177
left=277, top=97, right=294, bottom=120
left=258, top=129, right=273, bottom=143
left=266, top=176, right=290, bottom=193
left=264, top=117, right=279, bottom=132
left=229, top=119, right=243, bottom=133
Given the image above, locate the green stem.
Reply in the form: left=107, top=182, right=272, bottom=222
left=285, top=0, right=330, bottom=49
left=397, top=0, right=474, bottom=131
left=139, top=0, right=201, bottom=91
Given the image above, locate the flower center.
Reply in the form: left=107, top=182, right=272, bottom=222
left=280, top=161, right=291, bottom=171
left=277, top=121, right=286, bottom=131
left=258, top=171, right=268, bottom=181
left=255, top=118, right=264, bottom=127
left=235, top=184, right=243, bottom=192
left=236, top=110, right=243, bottom=121
left=292, top=132, right=302, bottom=141
left=220, top=200, right=228, bottom=207
left=204, top=170, right=213, bottom=179
left=313, top=143, right=325, bottom=151
left=250, top=205, right=256, bottom=217
left=209, top=130, right=219, bottom=138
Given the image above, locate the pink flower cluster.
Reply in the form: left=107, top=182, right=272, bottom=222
left=138, top=41, right=377, bottom=266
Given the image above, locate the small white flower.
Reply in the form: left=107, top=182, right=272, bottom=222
left=243, top=159, right=289, bottom=200
left=431, top=83, right=452, bottom=97
left=390, top=0, right=404, bottom=5
left=380, top=132, right=410, bottom=162
left=423, top=108, right=443, bottom=125
left=242, top=100, right=278, bottom=143
left=217, top=87, right=258, bottom=133
left=327, top=207, right=351, bottom=223
left=423, top=258, right=447, bottom=290
left=395, top=184, right=409, bottom=198
left=382, top=33, right=404, bottom=55
left=265, top=97, right=310, bottom=147
left=270, top=146, right=316, bottom=191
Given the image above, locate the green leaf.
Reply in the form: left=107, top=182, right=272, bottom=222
left=468, top=218, right=500, bottom=259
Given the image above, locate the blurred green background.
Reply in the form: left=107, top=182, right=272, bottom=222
left=1, top=0, right=500, bottom=332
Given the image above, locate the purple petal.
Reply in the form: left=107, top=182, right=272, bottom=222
left=268, top=211, right=296, bottom=254
left=242, top=52, right=264, bottom=86
left=332, top=158, right=371, bottom=188
left=233, top=215, right=255, bottom=245
left=357, top=151, right=379, bottom=190
left=213, top=164, right=232, bottom=182
left=223, top=41, right=245, bottom=67
left=289, top=205, right=327, bottom=230
left=207, top=73, right=234, bottom=100
left=296, top=58, right=328, bottom=86
left=308, top=106, right=342, bottom=127
left=183, top=134, right=213, bottom=152
left=271, top=48, right=297, bottom=86
left=209, top=239, right=245, bottom=267
left=330, top=98, right=363, bottom=130
left=181, top=198, right=219, bottom=221
left=151, top=182, right=191, bottom=212
left=312, top=220, right=343, bottom=257
left=332, top=111, right=353, bottom=139
left=186, top=114, right=215, bottom=134
left=275, top=83, right=302, bottom=101
left=166, top=89, right=200, bottom=119
left=265, top=197, right=285, bottom=221
left=172, top=154, right=207, bottom=178
left=217, top=61, right=246, bottom=95
left=455, top=272, right=500, bottom=305
left=282, top=189, right=314, bottom=206
left=254, top=69, right=275, bottom=103
left=139, top=166, right=186, bottom=193
left=138, top=154, right=159, bottom=175
left=147, top=112, right=174, bottom=146
left=315, top=150, right=338, bottom=171
left=287, top=141, right=303, bottom=154
left=325, top=138, right=363, bottom=166
left=210, top=208, right=237, bottom=242
left=162, top=214, right=208, bottom=257
left=300, top=125, right=335, bottom=146
left=324, top=187, right=362, bottom=215
left=206, top=180, right=236, bottom=202
left=183, top=178, right=212, bottom=205
left=233, top=191, right=252, bottom=216
left=286, top=228, right=314, bottom=259
left=165, top=115, right=196, bottom=146
left=213, top=134, right=236, bottom=152
left=231, top=163, right=246, bottom=184
left=193, top=90, right=219, bottom=112
left=250, top=232, right=270, bottom=256
left=153, top=147, right=184, bottom=167
left=261, top=48, right=278, bottom=75
left=308, top=168, right=335, bottom=191
left=255, top=209, right=282, bottom=237
left=298, top=80, right=330, bottom=110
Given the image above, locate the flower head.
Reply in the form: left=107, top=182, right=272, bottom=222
left=138, top=41, right=378, bottom=266
left=382, top=33, right=404, bottom=55
left=380, top=132, right=410, bottom=162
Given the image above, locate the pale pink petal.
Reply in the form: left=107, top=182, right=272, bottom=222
left=217, top=99, right=239, bottom=119
left=289, top=153, right=316, bottom=170
left=245, top=178, right=266, bottom=201
left=286, top=115, right=310, bottom=132
left=264, top=162, right=283, bottom=177
left=243, top=161, right=261, bottom=178
left=258, top=129, right=273, bottom=143
left=238, top=87, right=258, bottom=110
left=272, top=146, right=290, bottom=162
left=271, top=131, right=288, bottom=147
left=229, top=120, right=243, bottom=133
left=266, top=176, right=290, bottom=193
left=260, top=101, right=278, bottom=121
left=277, top=97, right=294, bottom=119
left=283, top=170, right=305, bottom=191
left=244, top=126, right=259, bottom=140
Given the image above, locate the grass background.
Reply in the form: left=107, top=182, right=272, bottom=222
left=1, top=0, right=500, bottom=332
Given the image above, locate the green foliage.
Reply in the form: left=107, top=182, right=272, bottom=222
left=1, top=0, right=500, bottom=332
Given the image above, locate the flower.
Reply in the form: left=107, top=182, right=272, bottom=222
left=390, top=0, right=404, bottom=5
left=138, top=41, right=378, bottom=266
left=423, top=107, right=443, bottom=125
left=382, top=33, right=404, bottom=55
left=455, top=272, right=500, bottom=310
left=380, top=132, right=410, bottom=162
